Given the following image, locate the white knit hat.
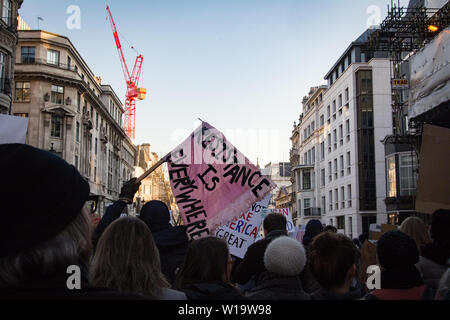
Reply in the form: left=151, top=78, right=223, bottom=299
left=264, top=236, right=307, bottom=276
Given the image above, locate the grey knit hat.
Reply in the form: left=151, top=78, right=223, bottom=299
left=264, top=236, right=307, bottom=276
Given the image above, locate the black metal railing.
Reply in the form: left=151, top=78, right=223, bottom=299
left=304, top=207, right=321, bottom=217
left=19, top=58, right=78, bottom=72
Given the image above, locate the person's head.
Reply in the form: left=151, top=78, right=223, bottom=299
left=430, top=209, right=450, bottom=249
left=399, top=216, right=431, bottom=253
left=0, top=144, right=91, bottom=288
left=302, top=219, right=324, bottom=247
left=324, top=225, right=338, bottom=233
left=264, top=237, right=307, bottom=277
left=376, top=231, right=419, bottom=271
left=175, top=237, right=231, bottom=289
left=263, top=213, right=287, bottom=236
left=309, top=232, right=358, bottom=292
left=139, top=200, right=171, bottom=233
left=91, top=217, right=169, bottom=299
left=358, top=233, right=368, bottom=245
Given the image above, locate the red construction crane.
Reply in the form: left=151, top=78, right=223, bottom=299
left=106, top=5, right=146, bottom=141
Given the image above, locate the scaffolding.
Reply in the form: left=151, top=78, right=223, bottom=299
left=363, top=0, right=449, bottom=139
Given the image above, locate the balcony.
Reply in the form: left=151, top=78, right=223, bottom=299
left=19, top=58, right=79, bottom=72
left=304, top=207, right=321, bottom=217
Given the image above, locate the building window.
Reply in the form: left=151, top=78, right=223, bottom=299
left=322, top=196, right=326, bottom=215
left=2, top=0, right=11, bottom=26
left=95, top=138, right=98, bottom=155
left=329, top=191, right=333, bottom=211
left=47, top=50, right=60, bottom=65
left=303, top=171, right=311, bottom=190
left=304, top=199, right=311, bottom=216
left=15, top=82, right=31, bottom=102
left=51, top=85, right=64, bottom=104
left=76, top=121, right=80, bottom=142
left=341, top=186, right=345, bottom=209
left=21, top=47, right=35, bottom=64
left=347, top=151, right=351, bottom=175
left=328, top=133, right=332, bottom=153
left=345, top=88, right=349, bottom=102
left=14, top=113, right=28, bottom=118
left=328, top=161, right=332, bottom=182
left=399, top=154, right=418, bottom=196
left=77, top=92, right=81, bottom=112
left=321, top=142, right=325, bottom=160
left=0, top=52, right=5, bottom=82
left=333, top=100, right=336, bottom=114
left=339, top=125, right=344, bottom=146
left=348, top=216, right=353, bottom=239
left=321, top=169, right=326, bottom=187
left=337, top=216, right=345, bottom=231
left=327, top=105, right=331, bottom=119
left=334, top=159, right=338, bottom=180
left=346, top=119, right=350, bottom=142
left=320, top=115, right=324, bottom=127
left=348, top=184, right=352, bottom=207
left=311, top=147, right=315, bottom=164
left=333, top=129, right=337, bottom=150
left=335, top=188, right=339, bottom=210
left=338, top=94, right=343, bottom=109
left=387, top=155, right=397, bottom=198
left=51, top=115, right=63, bottom=138
left=340, top=155, right=344, bottom=177
left=356, top=70, right=376, bottom=211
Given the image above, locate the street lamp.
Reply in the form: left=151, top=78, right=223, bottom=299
left=49, top=143, right=58, bottom=156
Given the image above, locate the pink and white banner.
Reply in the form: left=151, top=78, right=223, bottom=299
left=167, top=122, right=276, bottom=241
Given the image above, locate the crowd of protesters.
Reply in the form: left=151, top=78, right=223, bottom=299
left=0, top=144, right=449, bottom=300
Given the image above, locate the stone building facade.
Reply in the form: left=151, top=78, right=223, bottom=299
left=134, top=144, right=178, bottom=218
left=12, top=29, right=136, bottom=216
left=0, top=0, right=23, bottom=114
left=290, top=30, right=393, bottom=238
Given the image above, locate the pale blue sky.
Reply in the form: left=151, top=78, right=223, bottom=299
left=19, top=0, right=409, bottom=165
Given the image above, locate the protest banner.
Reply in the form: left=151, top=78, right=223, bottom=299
left=261, top=208, right=295, bottom=233
left=167, top=122, right=276, bottom=241
left=0, top=114, right=29, bottom=144
left=215, top=194, right=271, bottom=258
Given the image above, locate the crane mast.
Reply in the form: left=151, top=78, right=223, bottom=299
left=106, top=5, right=146, bottom=141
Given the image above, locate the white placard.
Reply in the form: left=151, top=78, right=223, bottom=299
left=0, top=114, right=29, bottom=144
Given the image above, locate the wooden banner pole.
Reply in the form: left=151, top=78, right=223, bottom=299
left=136, top=154, right=170, bottom=183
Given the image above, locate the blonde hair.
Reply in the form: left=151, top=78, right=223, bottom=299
left=90, top=217, right=169, bottom=299
left=400, top=217, right=431, bottom=254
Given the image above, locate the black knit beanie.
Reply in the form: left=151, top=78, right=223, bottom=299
left=139, top=200, right=171, bottom=233
left=302, top=219, right=324, bottom=247
left=377, top=230, right=419, bottom=269
left=0, top=144, right=90, bottom=259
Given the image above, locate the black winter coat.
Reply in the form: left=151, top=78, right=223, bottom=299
left=152, top=225, right=189, bottom=286
left=232, top=230, right=288, bottom=286
left=246, top=272, right=310, bottom=300
left=181, top=282, right=246, bottom=300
